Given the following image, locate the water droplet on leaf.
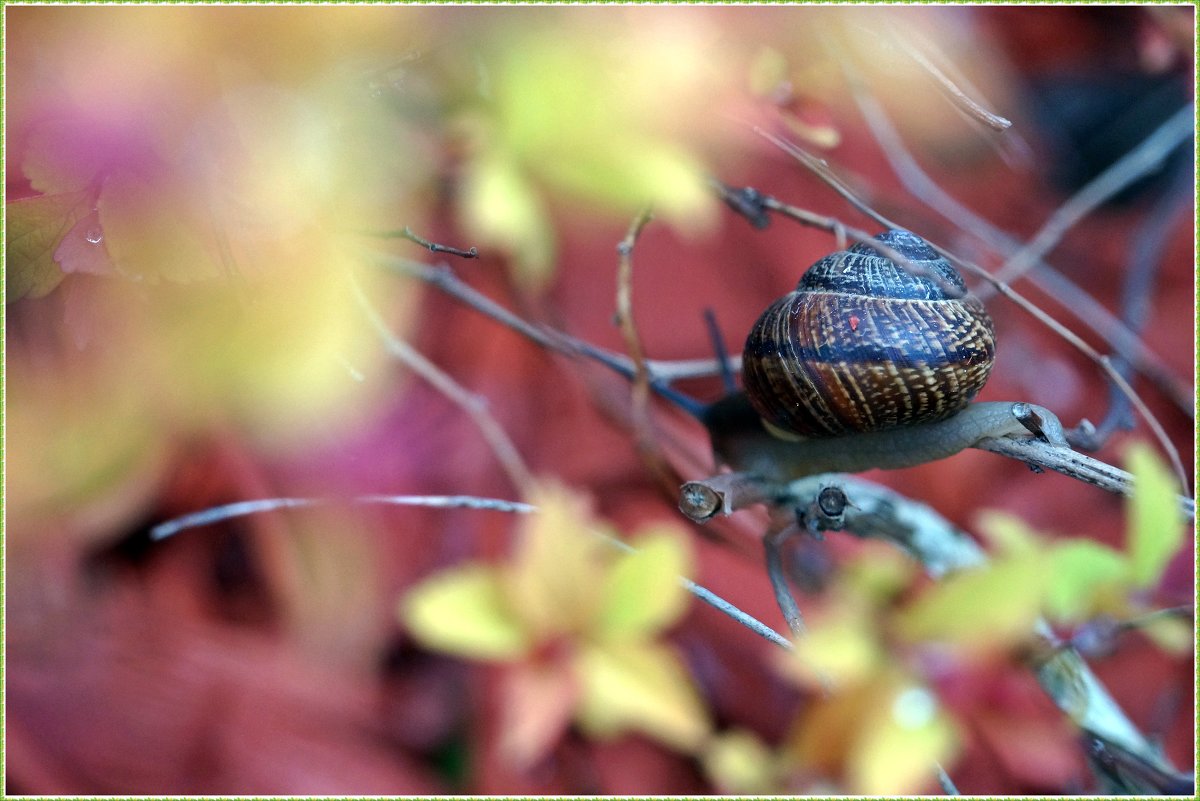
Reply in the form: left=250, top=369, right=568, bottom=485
left=85, top=228, right=104, bottom=244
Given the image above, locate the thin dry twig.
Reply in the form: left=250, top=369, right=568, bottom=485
left=151, top=492, right=794, bottom=650
left=994, top=105, right=1193, bottom=284
left=888, top=31, right=1012, bottom=131
left=381, top=226, right=480, bottom=259
left=349, top=273, right=536, bottom=496
left=151, top=494, right=538, bottom=540
left=614, top=208, right=678, bottom=491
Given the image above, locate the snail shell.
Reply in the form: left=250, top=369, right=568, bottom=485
left=741, top=229, right=996, bottom=438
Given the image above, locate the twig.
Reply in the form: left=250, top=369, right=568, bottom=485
left=1088, top=174, right=1195, bottom=444
left=349, top=273, right=536, bottom=496
left=379, top=226, right=479, bottom=259
left=151, top=494, right=538, bottom=540
left=378, top=248, right=1192, bottom=505
left=889, top=32, right=1012, bottom=131
left=764, top=522, right=806, bottom=635
left=935, top=763, right=960, bottom=795
left=614, top=207, right=677, bottom=490
left=372, top=251, right=711, bottom=416
left=994, top=105, right=1193, bottom=284
left=151, top=492, right=794, bottom=652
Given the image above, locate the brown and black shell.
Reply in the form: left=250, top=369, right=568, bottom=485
left=741, top=229, right=996, bottom=438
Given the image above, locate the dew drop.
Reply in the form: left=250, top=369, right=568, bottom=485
left=85, top=228, right=104, bottom=245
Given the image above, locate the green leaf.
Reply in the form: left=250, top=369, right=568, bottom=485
left=596, top=527, right=692, bottom=640
left=896, top=556, right=1049, bottom=651
left=1126, top=443, right=1186, bottom=588
left=1045, top=540, right=1129, bottom=621
left=575, top=640, right=711, bottom=752
left=6, top=192, right=91, bottom=300
left=400, top=564, right=530, bottom=660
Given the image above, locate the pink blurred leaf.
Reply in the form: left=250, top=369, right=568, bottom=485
left=499, top=658, right=580, bottom=768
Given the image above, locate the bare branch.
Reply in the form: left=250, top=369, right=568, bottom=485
left=890, top=32, right=1012, bottom=131
left=994, top=105, right=1193, bottom=284
left=682, top=472, right=1187, bottom=784
left=349, top=273, right=536, bottom=496
left=151, top=494, right=538, bottom=540
left=376, top=226, right=479, bottom=259
left=614, top=207, right=678, bottom=490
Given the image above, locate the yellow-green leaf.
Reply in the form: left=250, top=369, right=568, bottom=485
left=702, top=729, right=779, bottom=795
left=1045, top=540, right=1129, bottom=621
left=506, top=483, right=605, bottom=638
left=975, top=510, right=1043, bottom=557
left=849, top=685, right=958, bottom=795
left=785, top=612, right=884, bottom=690
left=460, top=150, right=555, bottom=289
left=1126, top=443, right=1186, bottom=588
left=401, top=564, right=530, bottom=660
left=97, top=171, right=220, bottom=282
left=596, top=526, right=692, bottom=640
left=575, top=640, right=711, bottom=752
left=896, top=556, right=1049, bottom=651
left=6, top=192, right=91, bottom=300
left=1138, top=613, right=1193, bottom=655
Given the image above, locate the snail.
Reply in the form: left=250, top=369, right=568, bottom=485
left=702, top=229, right=1068, bottom=480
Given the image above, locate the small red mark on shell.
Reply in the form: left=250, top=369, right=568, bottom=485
left=849, top=315, right=860, bottom=331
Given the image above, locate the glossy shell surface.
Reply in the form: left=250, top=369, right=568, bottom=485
left=742, top=230, right=996, bottom=437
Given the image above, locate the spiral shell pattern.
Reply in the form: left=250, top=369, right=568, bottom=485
left=742, top=230, right=996, bottom=438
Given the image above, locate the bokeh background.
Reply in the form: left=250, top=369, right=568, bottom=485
left=6, top=5, right=1194, bottom=794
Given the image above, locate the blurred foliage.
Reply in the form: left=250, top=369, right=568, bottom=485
left=455, top=17, right=723, bottom=287
left=400, top=483, right=710, bottom=767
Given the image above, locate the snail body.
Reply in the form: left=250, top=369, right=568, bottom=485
left=741, top=229, right=996, bottom=439
left=704, top=393, right=1066, bottom=481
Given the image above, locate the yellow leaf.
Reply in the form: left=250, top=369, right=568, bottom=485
left=401, top=564, right=530, bottom=660
left=784, top=612, right=884, bottom=691
left=975, top=510, right=1044, bottom=557
left=849, top=685, right=959, bottom=794
left=575, top=640, right=711, bottom=753
left=1126, top=443, right=1187, bottom=589
left=896, top=556, right=1049, bottom=652
left=1138, top=613, right=1193, bottom=655
left=702, top=729, right=779, bottom=795
left=506, top=483, right=605, bottom=639
left=842, top=541, right=917, bottom=603
left=597, top=526, right=693, bottom=640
